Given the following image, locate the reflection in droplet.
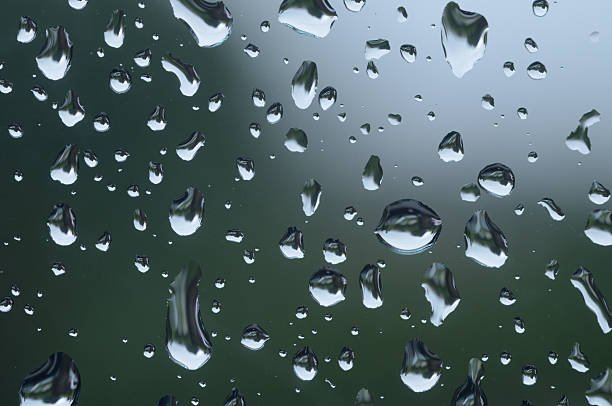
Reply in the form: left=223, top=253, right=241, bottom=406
left=438, top=131, right=464, bottom=162
left=109, top=68, right=132, bottom=94
left=584, top=209, right=612, bottom=247
left=279, top=227, right=305, bottom=259
left=266, top=102, right=283, bottom=124
left=241, top=323, right=270, bottom=350
left=293, top=346, right=318, bottom=380
left=362, top=155, right=383, bottom=191
left=532, top=0, right=549, bottom=17
left=503, top=61, right=515, bottom=77
left=147, top=105, right=167, bottom=131
left=460, top=183, right=480, bottom=202
left=451, top=358, right=487, bottom=406
left=169, top=187, right=205, bottom=236
left=237, top=157, right=255, bottom=180
left=309, top=268, right=347, bottom=307
left=58, top=90, right=85, bottom=127
left=36, top=26, right=73, bottom=80
left=50, top=144, right=79, bottom=185
left=365, top=39, right=390, bottom=60
left=527, top=61, right=547, bottom=79
left=19, top=353, right=80, bottom=406
left=422, top=263, right=461, bottom=326
left=568, top=342, right=590, bottom=373
left=537, top=198, right=565, bottom=221
left=477, top=163, right=515, bottom=197
left=252, top=88, right=265, bottom=107
left=168, top=0, right=233, bottom=47
left=441, top=2, right=488, bottom=78
left=522, top=364, right=537, bottom=386
left=95, top=231, right=111, bottom=252
left=291, top=61, right=318, bottom=109
left=104, top=9, right=126, bottom=48
left=319, top=86, right=337, bottom=110
left=360, top=264, right=383, bottom=309
left=570, top=267, right=611, bottom=334
left=374, top=199, right=442, bottom=255
left=47, top=203, right=77, bottom=246
left=400, top=44, right=417, bottom=63
left=176, top=131, right=206, bottom=161
left=301, top=178, right=321, bottom=216
left=589, top=181, right=610, bottom=205
left=278, top=0, right=338, bottom=39
left=344, top=0, right=365, bottom=12
left=499, top=287, right=516, bottom=306
left=400, top=338, right=443, bottom=392
left=464, top=210, right=508, bottom=268
left=17, top=16, right=37, bottom=44
left=338, top=346, right=355, bottom=370
left=323, top=238, right=346, bottom=264
left=284, top=128, right=308, bottom=152
left=149, top=162, right=164, bottom=184
left=166, top=261, right=212, bottom=370
left=585, top=367, right=612, bottom=406
left=162, top=54, right=201, bottom=96
left=524, top=38, right=538, bottom=53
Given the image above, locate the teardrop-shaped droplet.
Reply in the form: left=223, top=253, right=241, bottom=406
left=360, top=264, right=383, bottom=309
left=527, top=61, right=547, bottom=79
left=400, top=338, right=443, bottom=392
left=284, top=128, right=308, bottom=152
left=309, top=268, right=347, bottom=307
left=570, top=267, right=612, bottom=334
left=169, top=187, right=205, bottom=236
left=58, top=89, right=85, bottom=127
left=362, top=155, right=383, bottom=191
left=93, top=112, right=110, bottom=132
left=537, top=198, right=565, bottom=221
left=291, top=61, right=318, bottom=109
left=585, top=367, right=612, bottom=405
left=166, top=262, right=212, bottom=370
left=134, top=48, right=152, bottom=67
left=477, top=163, right=515, bottom=197
left=17, top=16, right=37, bottom=43
left=522, top=364, right=537, bottom=386
left=293, top=346, right=318, bottom=380
left=104, top=9, right=126, bottom=48
left=451, top=358, right=487, bottom=406
left=545, top=259, right=559, bottom=280
left=266, top=102, right=283, bottom=124
left=169, top=0, right=233, bottom=47
left=344, top=0, right=365, bottom=12
left=47, top=203, right=77, bottom=246
left=400, top=44, right=417, bottom=63
left=566, top=125, right=591, bottom=155
left=568, top=342, right=590, bottom=373
left=50, top=144, right=79, bottom=185
left=366, top=60, right=379, bottom=79
left=460, top=183, right=480, bottom=202
left=441, top=2, right=488, bottom=78
left=149, top=161, right=164, bottom=184
left=338, top=346, right=355, bottom=370
left=109, top=67, right=131, bottom=93
left=438, top=131, right=464, bottom=162
left=365, top=39, right=390, bottom=60
left=464, top=210, right=508, bottom=268
left=318, top=86, right=337, bottom=110
left=147, top=105, right=167, bottom=131
left=323, top=238, right=346, bottom=264
left=161, top=53, right=201, bottom=96
left=36, top=26, right=73, bottom=80
left=208, top=92, right=223, bottom=112
left=589, top=181, right=610, bottom=205
left=278, top=0, right=337, bottom=38
left=301, top=178, right=321, bottom=216
left=158, top=395, right=179, bottom=406
left=237, top=157, right=255, bottom=180
left=133, top=208, right=148, bottom=231
left=374, top=199, right=443, bottom=255
left=222, top=388, right=246, bottom=406
left=422, top=263, right=461, bottom=326
left=279, top=227, right=305, bottom=259
left=584, top=209, right=612, bottom=247
left=240, top=323, right=270, bottom=350
left=19, top=353, right=80, bottom=406
left=176, top=130, right=206, bottom=161
left=95, top=231, right=111, bottom=252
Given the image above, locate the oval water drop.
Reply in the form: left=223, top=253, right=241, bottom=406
left=36, top=26, right=73, bottom=80
left=169, top=187, right=205, bottom=236
left=291, top=61, right=318, bottom=109
left=464, top=210, right=508, bottom=268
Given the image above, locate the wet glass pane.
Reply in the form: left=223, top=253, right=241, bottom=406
left=1, top=0, right=612, bottom=405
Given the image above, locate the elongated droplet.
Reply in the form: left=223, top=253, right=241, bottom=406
left=589, top=181, right=610, bottom=205
left=585, top=367, right=612, bottom=406
left=522, top=364, right=537, bottom=386
left=301, top=178, right=321, bottom=216
left=241, top=324, right=270, bottom=350
left=374, top=199, right=442, bottom=255
left=278, top=0, right=337, bottom=38
left=422, top=263, right=460, bottom=326
left=95, top=231, right=111, bottom=252
left=223, top=388, right=246, bottom=406
left=36, top=26, right=73, bottom=80
left=19, top=353, right=80, bottom=406
left=464, top=210, right=508, bottom=268
left=527, top=61, right=546, bottom=79
left=47, top=203, right=77, bottom=246
left=362, top=155, right=383, bottom=190
left=104, top=9, right=126, bottom=48
left=400, top=338, right=443, bottom=392
left=166, top=262, right=212, bottom=370
left=585, top=209, right=612, bottom=246
left=58, top=89, right=85, bottom=127
left=568, top=342, right=590, bottom=373
left=147, top=105, right=167, bottom=131
left=400, top=44, right=417, bottom=63
left=266, top=102, right=283, bottom=124
left=279, top=227, right=305, bottom=259
left=284, top=128, right=308, bottom=152
left=323, top=238, right=346, bottom=264
left=17, top=16, right=37, bottom=43
left=162, top=53, right=201, bottom=96
left=169, top=187, right=205, bottom=236
left=50, top=144, right=79, bottom=185
left=365, top=39, right=390, bottom=60
left=158, top=395, right=179, bottom=406
left=309, top=268, right=347, bottom=307
left=169, top=0, right=233, bottom=47
left=451, top=358, right=487, bottom=406
left=293, top=346, right=318, bottom=380
left=291, top=61, right=318, bottom=109
left=149, top=162, right=164, bottom=184
left=319, top=86, right=336, bottom=110
left=567, top=110, right=599, bottom=155
left=570, top=267, right=611, bottom=334
left=478, top=163, right=515, bottom=197
left=537, top=198, right=565, bottom=221
left=360, top=264, right=383, bottom=309
left=338, top=346, right=355, bottom=370
left=176, top=131, right=205, bottom=161
left=237, top=157, right=255, bottom=180
left=438, top=131, right=464, bottom=162
left=441, top=2, right=488, bottom=78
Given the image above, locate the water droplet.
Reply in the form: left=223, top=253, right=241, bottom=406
left=400, top=44, right=417, bottom=63
left=537, top=198, right=565, bottom=221
left=260, top=20, right=270, bottom=32
left=374, top=199, right=442, bottom=255
left=296, top=305, right=308, bottom=319
left=533, top=0, right=549, bottom=17
left=104, top=9, right=126, bottom=48
left=527, top=61, right=547, bottom=79
left=585, top=367, right=612, bottom=405
left=225, top=229, right=244, bottom=243
left=17, top=16, right=37, bottom=43
left=147, top=105, right=167, bottom=131
left=279, top=227, right=305, bottom=259
left=31, top=85, right=48, bottom=101
left=301, top=178, right=321, bottom=216
left=400, top=338, right=443, bottom=392
left=568, top=342, right=590, bottom=373
left=360, top=264, right=383, bottom=309
left=47, top=203, right=77, bottom=246
left=524, top=38, right=538, bottom=53
left=584, top=209, right=612, bottom=247
left=570, top=267, right=612, bottom=334
left=514, top=317, right=526, bottom=333
left=438, top=131, right=464, bottom=162
left=278, top=0, right=337, bottom=38
left=222, top=388, right=245, bottom=406
left=143, top=344, right=155, bottom=358
left=366, top=60, right=379, bottom=79
left=293, top=346, right=318, bottom=380
left=284, top=128, right=308, bottom=152
left=499, top=287, right=516, bottom=305
left=252, top=88, right=265, bottom=107
left=237, top=157, right=255, bottom=180
left=176, top=131, right=206, bottom=161
left=0, top=297, right=13, bottom=312
left=503, top=61, right=515, bottom=77
left=109, top=67, right=131, bottom=93
left=149, top=162, right=164, bottom=184
left=58, top=89, right=85, bottom=127
left=464, top=210, right=508, bottom=268
left=158, top=395, right=178, bottom=406
left=133, top=209, right=148, bottom=231
left=36, top=26, right=73, bottom=80
left=309, top=268, right=347, bottom=307
left=441, top=2, right=489, bottom=78
left=166, top=262, right=212, bottom=370
left=169, top=187, right=205, bottom=236
left=362, top=155, right=383, bottom=190
left=50, top=144, right=79, bottom=185
left=323, top=238, right=346, bottom=264
left=477, top=163, right=515, bottom=197
left=243, top=43, right=260, bottom=57
left=19, top=353, right=80, bottom=406
left=344, top=206, right=357, bottom=220
left=422, top=263, right=461, bottom=326
left=337, top=346, right=355, bottom=371
left=95, top=231, right=111, bottom=251
left=481, top=94, right=494, bottom=110
left=451, top=358, right=487, bottom=406
left=169, top=0, right=233, bottom=47
left=93, top=112, right=110, bottom=132
left=500, top=351, right=512, bottom=365
left=397, top=6, right=408, bottom=21
left=241, top=324, right=270, bottom=350
left=365, top=39, right=390, bottom=60
left=522, top=364, right=537, bottom=386
left=460, top=183, right=480, bottom=202
left=291, top=61, right=318, bottom=109
left=318, top=86, right=337, bottom=110
left=162, top=54, right=201, bottom=96
left=344, top=0, right=365, bottom=12
left=266, top=102, right=283, bottom=124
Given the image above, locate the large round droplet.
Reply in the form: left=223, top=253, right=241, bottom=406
left=169, top=187, right=204, bottom=236
left=527, top=61, right=547, bottom=79
left=477, top=163, right=515, bottom=197
left=308, top=268, right=347, bottom=307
